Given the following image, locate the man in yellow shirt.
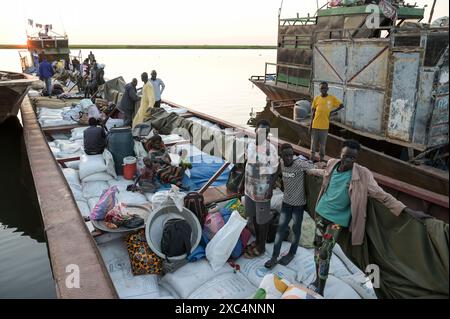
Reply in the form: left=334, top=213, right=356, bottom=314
left=309, top=82, right=344, bottom=162
left=133, top=72, right=155, bottom=127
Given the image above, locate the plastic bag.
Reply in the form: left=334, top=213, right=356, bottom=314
left=152, top=186, right=186, bottom=212
left=255, top=273, right=290, bottom=299
left=203, top=212, right=225, bottom=241
left=90, top=186, right=118, bottom=220
left=205, top=211, right=247, bottom=272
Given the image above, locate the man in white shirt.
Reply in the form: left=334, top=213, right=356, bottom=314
left=243, top=119, right=279, bottom=258
left=150, top=70, right=165, bottom=108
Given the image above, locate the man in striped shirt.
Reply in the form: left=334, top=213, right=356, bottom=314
left=265, top=143, right=314, bottom=269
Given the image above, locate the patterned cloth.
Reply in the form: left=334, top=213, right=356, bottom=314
left=314, top=215, right=342, bottom=283
left=125, top=229, right=162, bottom=275
left=281, top=157, right=314, bottom=206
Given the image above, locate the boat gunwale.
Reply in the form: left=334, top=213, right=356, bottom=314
left=20, top=96, right=118, bottom=299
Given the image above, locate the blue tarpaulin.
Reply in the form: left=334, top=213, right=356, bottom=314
left=156, top=153, right=230, bottom=192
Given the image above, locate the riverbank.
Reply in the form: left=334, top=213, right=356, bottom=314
left=0, top=44, right=276, bottom=49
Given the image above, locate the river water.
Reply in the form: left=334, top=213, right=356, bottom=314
left=0, top=48, right=283, bottom=298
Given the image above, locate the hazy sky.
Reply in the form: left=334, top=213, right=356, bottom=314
left=1, top=0, right=448, bottom=45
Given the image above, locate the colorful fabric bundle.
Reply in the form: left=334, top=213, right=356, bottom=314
left=158, top=165, right=184, bottom=185
left=90, top=186, right=118, bottom=221
left=125, top=229, right=162, bottom=275
left=104, top=203, right=144, bottom=229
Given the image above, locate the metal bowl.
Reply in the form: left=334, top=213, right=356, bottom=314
left=145, top=205, right=202, bottom=260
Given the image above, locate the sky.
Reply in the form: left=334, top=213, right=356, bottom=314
left=0, top=0, right=448, bottom=45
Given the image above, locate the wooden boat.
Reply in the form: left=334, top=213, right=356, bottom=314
left=270, top=99, right=449, bottom=197
left=18, top=86, right=448, bottom=298
left=19, top=22, right=70, bottom=72
left=0, top=71, right=36, bottom=124
left=250, top=2, right=449, bottom=179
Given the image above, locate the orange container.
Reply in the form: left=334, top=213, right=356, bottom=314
left=123, top=156, right=137, bottom=180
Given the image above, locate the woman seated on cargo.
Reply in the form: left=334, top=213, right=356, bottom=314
left=145, top=134, right=185, bottom=188
left=83, top=117, right=107, bottom=155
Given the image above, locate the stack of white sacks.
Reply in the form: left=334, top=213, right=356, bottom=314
left=58, top=121, right=159, bottom=216
left=49, top=127, right=88, bottom=159
left=95, top=196, right=377, bottom=299
left=37, top=107, right=77, bottom=127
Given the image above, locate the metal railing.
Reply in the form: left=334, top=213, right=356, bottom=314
left=264, top=62, right=312, bottom=89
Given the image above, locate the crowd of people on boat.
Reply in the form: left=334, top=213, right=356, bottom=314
left=33, top=50, right=105, bottom=99
left=32, top=51, right=433, bottom=297
left=77, top=66, right=430, bottom=297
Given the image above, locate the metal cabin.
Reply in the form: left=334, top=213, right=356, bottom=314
left=19, top=25, right=70, bottom=72
left=250, top=3, right=449, bottom=156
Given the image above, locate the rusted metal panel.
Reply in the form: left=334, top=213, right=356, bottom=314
left=314, top=41, right=347, bottom=84
left=347, top=40, right=389, bottom=88
left=278, top=48, right=313, bottom=66
left=387, top=52, right=421, bottom=142
left=314, top=40, right=389, bottom=133
left=428, top=83, right=449, bottom=147
left=412, top=68, right=437, bottom=145
left=344, top=87, right=385, bottom=134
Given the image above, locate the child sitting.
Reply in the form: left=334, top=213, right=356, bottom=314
left=145, top=134, right=185, bottom=188
left=139, top=156, right=160, bottom=193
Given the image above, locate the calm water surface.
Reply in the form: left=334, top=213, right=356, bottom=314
left=2, top=48, right=277, bottom=125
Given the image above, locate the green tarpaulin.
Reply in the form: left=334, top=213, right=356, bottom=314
left=306, top=174, right=449, bottom=299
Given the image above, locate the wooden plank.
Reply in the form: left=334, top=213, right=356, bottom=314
left=199, top=162, right=230, bottom=194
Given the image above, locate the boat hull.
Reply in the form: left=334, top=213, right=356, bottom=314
left=270, top=103, right=449, bottom=197
left=0, top=71, right=37, bottom=124
left=250, top=78, right=310, bottom=101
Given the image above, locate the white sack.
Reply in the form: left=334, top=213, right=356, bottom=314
left=79, top=154, right=107, bottom=180
left=187, top=272, right=256, bottom=299
left=117, top=191, right=148, bottom=205
left=205, top=211, right=247, bottom=272
left=160, top=260, right=233, bottom=299
left=82, top=181, right=109, bottom=199
left=76, top=200, right=90, bottom=217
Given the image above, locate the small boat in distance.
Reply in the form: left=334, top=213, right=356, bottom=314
left=19, top=21, right=70, bottom=73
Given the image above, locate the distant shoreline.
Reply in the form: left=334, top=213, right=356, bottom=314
left=0, top=44, right=276, bottom=49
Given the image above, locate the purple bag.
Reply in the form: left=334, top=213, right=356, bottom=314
left=90, top=186, right=118, bottom=220
left=203, top=212, right=225, bottom=241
